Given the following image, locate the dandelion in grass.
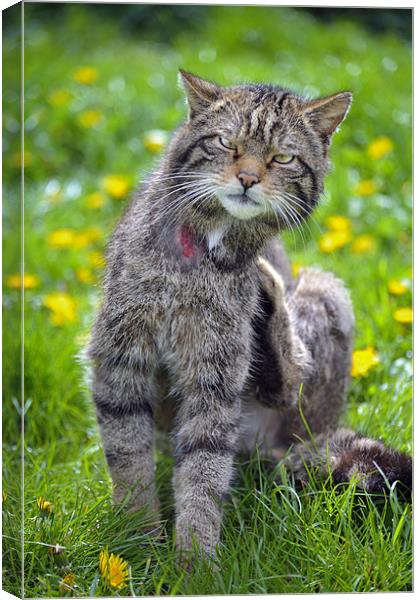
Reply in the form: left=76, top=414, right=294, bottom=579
left=6, top=273, right=40, bottom=290
left=89, top=251, right=106, bottom=269
left=73, top=66, right=98, bottom=84
left=351, top=347, right=380, bottom=378
left=73, top=228, right=103, bottom=248
left=353, top=179, right=377, bottom=196
left=350, top=234, right=376, bottom=255
left=77, top=110, right=103, bottom=128
left=37, top=496, right=53, bottom=513
left=144, top=129, right=169, bottom=153
left=393, top=307, right=413, bottom=324
left=47, top=229, right=77, bottom=249
left=73, top=233, right=93, bottom=249
left=59, top=572, right=76, bottom=595
left=318, top=229, right=352, bottom=253
left=48, top=89, right=72, bottom=107
left=83, top=226, right=104, bottom=243
left=99, top=547, right=129, bottom=589
left=86, top=192, right=106, bottom=209
left=388, top=279, right=409, bottom=295
left=324, top=215, right=351, bottom=232
left=76, top=267, right=95, bottom=284
left=103, top=175, right=131, bottom=199
left=43, top=293, right=77, bottom=326
left=367, top=136, right=394, bottom=160
left=47, top=228, right=102, bottom=249
left=292, top=262, right=303, bottom=278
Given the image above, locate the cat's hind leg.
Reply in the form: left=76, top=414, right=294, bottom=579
left=252, top=257, right=312, bottom=409
left=243, top=262, right=351, bottom=456
left=276, top=266, right=355, bottom=443
left=260, top=264, right=411, bottom=495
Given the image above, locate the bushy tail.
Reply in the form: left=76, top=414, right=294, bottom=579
left=287, top=428, right=412, bottom=496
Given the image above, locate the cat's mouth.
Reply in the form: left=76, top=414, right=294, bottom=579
left=217, top=191, right=265, bottom=221
left=227, top=193, right=258, bottom=206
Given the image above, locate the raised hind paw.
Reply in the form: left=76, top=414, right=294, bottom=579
left=255, top=256, right=311, bottom=407
left=256, top=256, right=286, bottom=311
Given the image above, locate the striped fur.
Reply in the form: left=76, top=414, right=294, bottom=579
left=87, top=71, right=409, bottom=563
left=287, top=429, right=412, bottom=495
left=241, top=257, right=411, bottom=498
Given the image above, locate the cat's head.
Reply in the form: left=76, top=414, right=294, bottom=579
left=166, top=70, right=351, bottom=232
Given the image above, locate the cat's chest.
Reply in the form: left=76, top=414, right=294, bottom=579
left=171, top=264, right=257, bottom=312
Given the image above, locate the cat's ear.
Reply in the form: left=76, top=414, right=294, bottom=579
left=303, top=92, right=352, bottom=141
left=178, top=69, right=220, bottom=119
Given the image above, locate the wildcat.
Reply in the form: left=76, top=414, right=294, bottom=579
left=88, top=70, right=411, bottom=561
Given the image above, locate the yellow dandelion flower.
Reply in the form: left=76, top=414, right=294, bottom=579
left=88, top=251, right=106, bottom=269
left=12, top=151, right=33, bottom=168
left=318, top=230, right=352, bottom=254
left=83, top=226, right=104, bottom=243
left=388, top=279, right=409, bottom=296
left=47, top=229, right=100, bottom=250
left=86, top=192, right=106, bottom=209
left=6, top=273, right=40, bottom=290
left=291, top=263, right=303, bottom=278
left=324, top=215, right=351, bottom=232
left=350, top=234, right=376, bottom=255
left=144, top=129, right=169, bottom=153
left=351, top=347, right=380, bottom=378
left=103, top=175, right=131, bottom=199
left=393, top=307, right=413, bottom=324
left=99, top=547, right=129, bottom=589
left=73, top=233, right=93, bottom=249
left=2, top=491, right=7, bottom=503
left=37, top=496, right=53, bottom=513
left=76, top=267, right=95, bottom=284
left=59, top=572, right=76, bottom=595
left=77, top=110, right=103, bottom=128
left=47, top=229, right=77, bottom=248
left=48, top=89, right=72, bottom=107
left=73, top=66, right=98, bottom=85
left=353, top=179, right=377, bottom=197
left=367, top=136, right=394, bottom=160
left=43, top=293, right=77, bottom=326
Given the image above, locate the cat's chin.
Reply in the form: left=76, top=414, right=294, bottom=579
left=216, top=193, right=266, bottom=221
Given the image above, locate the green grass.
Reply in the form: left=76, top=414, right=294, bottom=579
left=3, top=5, right=412, bottom=596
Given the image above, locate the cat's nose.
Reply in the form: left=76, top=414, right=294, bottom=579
left=237, top=171, right=260, bottom=190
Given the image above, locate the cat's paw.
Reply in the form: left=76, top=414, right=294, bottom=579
left=175, top=519, right=219, bottom=571
left=256, top=257, right=286, bottom=307
left=175, top=541, right=219, bottom=573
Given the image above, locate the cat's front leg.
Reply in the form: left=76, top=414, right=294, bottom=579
left=168, top=310, right=251, bottom=560
left=89, top=320, right=160, bottom=523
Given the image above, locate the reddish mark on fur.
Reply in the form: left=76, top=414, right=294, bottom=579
left=179, top=226, right=196, bottom=258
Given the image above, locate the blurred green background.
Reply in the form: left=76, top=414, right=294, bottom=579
left=3, top=4, right=412, bottom=597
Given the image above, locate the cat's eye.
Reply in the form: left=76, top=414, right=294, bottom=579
left=219, top=136, right=238, bottom=151
left=272, top=153, right=294, bottom=164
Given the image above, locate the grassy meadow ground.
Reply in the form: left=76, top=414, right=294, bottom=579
left=3, top=5, right=412, bottom=597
